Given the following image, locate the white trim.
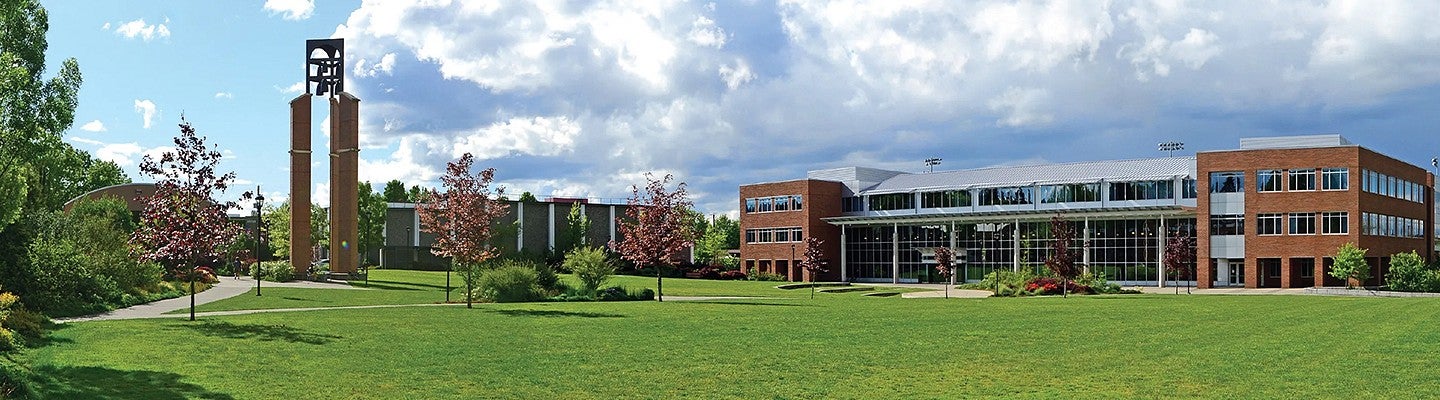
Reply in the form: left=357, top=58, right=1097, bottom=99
left=548, top=203, right=556, bottom=250
left=517, top=204, right=524, bottom=251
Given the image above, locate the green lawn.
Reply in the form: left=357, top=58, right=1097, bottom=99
left=30, top=272, right=1440, bottom=398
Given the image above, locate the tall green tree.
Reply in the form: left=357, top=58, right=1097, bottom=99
left=711, top=215, right=740, bottom=249
left=357, top=181, right=386, bottom=265
left=561, top=203, right=590, bottom=254
left=0, top=0, right=85, bottom=224
left=518, top=191, right=538, bottom=203
left=382, top=179, right=407, bottom=203
left=262, top=201, right=290, bottom=258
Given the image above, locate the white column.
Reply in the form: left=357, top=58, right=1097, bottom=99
left=840, top=227, right=848, bottom=282
left=516, top=202, right=524, bottom=251
left=609, top=206, right=617, bottom=243
left=1157, top=217, right=1166, bottom=288
left=1217, top=259, right=1231, bottom=286
left=892, top=223, right=900, bottom=284
left=1012, top=219, right=1021, bottom=272
left=1083, top=217, right=1091, bottom=273
left=547, top=203, right=556, bottom=251
left=411, top=209, right=420, bottom=246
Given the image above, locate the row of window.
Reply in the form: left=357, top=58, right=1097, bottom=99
left=1212, top=168, right=1349, bottom=194
left=850, top=179, right=1199, bottom=212
left=744, top=227, right=804, bottom=244
left=1361, top=212, right=1426, bottom=238
left=744, top=195, right=803, bottom=213
left=1214, top=212, right=1349, bottom=236
left=1361, top=169, right=1426, bottom=204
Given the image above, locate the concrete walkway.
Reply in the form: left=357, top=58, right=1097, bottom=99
left=853, top=283, right=993, bottom=298
left=55, top=276, right=362, bottom=323
left=1134, top=286, right=1310, bottom=295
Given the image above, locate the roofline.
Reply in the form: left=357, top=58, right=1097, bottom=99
left=739, top=178, right=841, bottom=188
left=823, top=205, right=1195, bottom=225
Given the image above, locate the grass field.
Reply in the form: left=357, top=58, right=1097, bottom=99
left=30, top=271, right=1440, bottom=399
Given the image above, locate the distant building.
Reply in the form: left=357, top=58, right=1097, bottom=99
left=739, top=134, right=1436, bottom=288
left=63, top=182, right=157, bottom=214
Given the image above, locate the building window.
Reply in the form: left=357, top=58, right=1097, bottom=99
left=774, top=196, right=790, bottom=211
left=1321, top=168, right=1348, bottom=191
left=1257, top=213, right=1283, bottom=235
left=1183, top=179, right=1198, bottom=199
left=745, top=198, right=756, bottom=213
left=745, top=229, right=756, bottom=243
left=792, top=227, right=803, bottom=241
left=1210, top=214, right=1244, bottom=235
left=921, top=190, right=972, bottom=208
left=1210, top=172, right=1244, bottom=193
left=1288, top=169, right=1315, bottom=191
left=792, top=195, right=803, bottom=210
left=1039, top=183, right=1099, bottom=203
left=842, top=196, right=864, bottom=212
left=1109, top=180, right=1174, bottom=201
left=1363, top=170, right=1376, bottom=193
left=775, top=229, right=789, bottom=242
left=1322, top=212, right=1348, bottom=234
left=978, top=187, right=1033, bottom=206
left=1257, top=170, right=1283, bottom=192
left=1289, top=213, right=1316, bottom=235
left=868, top=193, right=915, bottom=211
left=758, top=229, right=773, bottom=242
left=757, top=197, right=773, bottom=212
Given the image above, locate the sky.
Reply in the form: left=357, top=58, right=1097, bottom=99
left=42, top=0, right=1440, bottom=219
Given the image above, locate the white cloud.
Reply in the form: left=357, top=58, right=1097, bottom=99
left=277, top=82, right=305, bottom=94
left=80, top=120, right=107, bottom=132
left=688, top=16, right=727, bottom=48
left=264, top=0, right=315, bottom=21
left=452, top=116, right=582, bottom=159
left=113, top=18, right=170, bottom=41
left=215, top=92, right=234, bottom=99
left=354, top=53, right=397, bottom=78
left=96, top=143, right=145, bottom=167
left=313, top=182, right=330, bottom=208
left=718, top=59, right=754, bottom=90
left=133, top=99, right=159, bottom=129
left=987, top=87, right=1053, bottom=128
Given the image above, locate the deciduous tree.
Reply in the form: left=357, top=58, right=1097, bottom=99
left=798, top=237, right=826, bottom=299
left=934, top=246, right=955, bottom=299
left=382, top=179, right=407, bottom=203
left=357, top=181, right=386, bottom=265
left=1045, top=215, right=1081, bottom=297
left=417, top=153, right=509, bottom=308
left=0, top=0, right=85, bottom=224
left=1163, top=230, right=1196, bottom=294
left=562, top=203, right=590, bottom=253
left=129, top=119, right=249, bottom=321
left=1330, top=242, right=1369, bottom=289
left=610, top=173, right=694, bottom=302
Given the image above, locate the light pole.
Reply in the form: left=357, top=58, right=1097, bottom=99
left=925, top=158, right=943, bottom=173
left=254, top=188, right=264, bottom=296
left=1158, top=142, right=1184, bottom=157
left=791, top=243, right=797, bottom=282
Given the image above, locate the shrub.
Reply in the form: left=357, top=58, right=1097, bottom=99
left=0, top=355, right=34, bottom=399
left=961, top=270, right=1037, bottom=296
left=1386, top=251, right=1438, bottom=292
left=594, top=286, right=654, bottom=301
left=477, top=265, right=543, bottom=303
left=745, top=267, right=787, bottom=281
left=563, top=246, right=615, bottom=295
left=259, top=261, right=295, bottom=282
left=718, top=270, right=747, bottom=280
left=695, top=266, right=721, bottom=280
left=1073, top=272, right=1123, bottom=294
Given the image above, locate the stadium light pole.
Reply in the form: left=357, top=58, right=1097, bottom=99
left=1158, top=142, right=1184, bottom=157
left=925, top=158, right=942, bottom=173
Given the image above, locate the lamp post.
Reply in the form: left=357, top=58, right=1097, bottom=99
left=925, top=158, right=943, bottom=173
left=1158, top=142, right=1184, bottom=157
left=254, top=189, right=264, bottom=296
left=791, top=243, right=797, bottom=283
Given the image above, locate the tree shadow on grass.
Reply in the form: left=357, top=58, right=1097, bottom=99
left=350, top=281, right=422, bottom=291
left=687, top=301, right=814, bottom=307
left=165, top=321, right=342, bottom=345
left=25, top=322, right=75, bottom=349
left=362, top=279, right=450, bottom=291
left=34, top=365, right=234, bottom=400
left=489, top=309, right=626, bottom=318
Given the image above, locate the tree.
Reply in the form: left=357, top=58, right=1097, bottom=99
left=0, top=0, right=84, bottom=223
left=1163, top=230, right=1197, bottom=294
left=797, top=237, right=826, bottom=299
left=382, top=179, right=407, bottom=202
left=1385, top=251, right=1435, bottom=292
left=694, top=222, right=729, bottom=265
left=263, top=201, right=290, bottom=258
left=1330, top=242, right=1369, bottom=289
left=934, top=246, right=955, bottom=299
left=712, top=215, right=740, bottom=249
left=518, top=191, right=538, bottom=203
left=1044, top=215, right=1081, bottom=297
left=311, top=204, right=329, bottom=250
left=562, top=203, right=590, bottom=253
left=357, top=181, right=386, bottom=265
left=563, top=246, right=614, bottom=295
left=407, top=185, right=431, bottom=203
left=610, top=173, right=694, bottom=302
left=416, top=153, right=509, bottom=308
left=129, top=119, right=249, bottom=321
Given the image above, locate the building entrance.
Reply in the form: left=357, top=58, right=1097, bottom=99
left=1227, top=260, right=1244, bottom=286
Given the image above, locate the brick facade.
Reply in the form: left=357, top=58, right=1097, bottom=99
left=1196, top=146, right=1433, bottom=288
left=738, top=180, right=846, bottom=282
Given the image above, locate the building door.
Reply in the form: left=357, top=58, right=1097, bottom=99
left=1228, top=260, right=1244, bottom=286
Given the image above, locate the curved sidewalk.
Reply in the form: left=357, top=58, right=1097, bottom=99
left=56, top=277, right=362, bottom=323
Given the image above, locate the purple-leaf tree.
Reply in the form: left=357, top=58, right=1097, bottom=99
left=1164, top=229, right=1196, bottom=294
left=610, top=173, right=694, bottom=302
left=797, top=237, right=827, bottom=299
left=934, top=246, right=955, bottom=299
left=130, top=119, right=250, bottom=321
left=416, top=153, right=509, bottom=308
left=1045, top=214, right=1081, bottom=298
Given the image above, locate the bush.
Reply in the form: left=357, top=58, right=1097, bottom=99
left=563, top=246, right=615, bottom=295
left=961, top=269, right=1038, bottom=296
left=0, top=355, right=34, bottom=399
left=595, top=285, right=654, bottom=301
left=476, top=265, right=542, bottom=303
left=718, top=270, right=747, bottom=280
left=745, top=267, right=786, bottom=281
left=1073, top=272, right=1123, bottom=294
left=487, top=259, right=561, bottom=295
left=258, top=261, right=295, bottom=282
left=1386, top=251, right=1439, bottom=292
left=695, top=266, right=722, bottom=280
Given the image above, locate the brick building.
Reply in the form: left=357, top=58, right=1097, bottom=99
left=739, top=135, right=1436, bottom=287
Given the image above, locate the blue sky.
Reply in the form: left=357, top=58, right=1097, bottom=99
left=44, top=0, right=1440, bottom=218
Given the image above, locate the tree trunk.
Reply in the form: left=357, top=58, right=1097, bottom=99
left=189, top=277, right=196, bottom=321
left=656, top=264, right=663, bottom=302
left=446, top=265, right=452, bottom=303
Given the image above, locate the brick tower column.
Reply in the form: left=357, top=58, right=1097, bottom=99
left=329, top=93, right=361, bottom=274
left=289, top=95, right=312, bottom=276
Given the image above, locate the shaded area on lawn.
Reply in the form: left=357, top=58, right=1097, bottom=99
left=489, top=309, right=625, bottom=318
left=165, top=321, right=342, bottom=345
left=35, top=365, right=234, bottom=400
